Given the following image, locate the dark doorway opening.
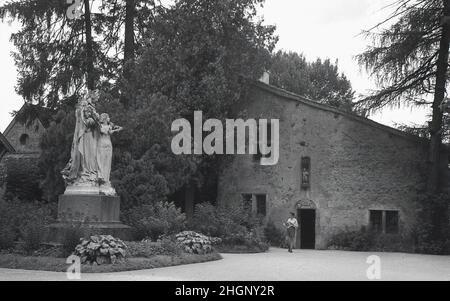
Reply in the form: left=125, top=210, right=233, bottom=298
left=298, top=209, right=316, bottom=249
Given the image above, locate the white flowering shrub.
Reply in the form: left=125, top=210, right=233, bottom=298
left=175, top=231, right=221, bottom=254
left=74, top=235, right=127, bottom=265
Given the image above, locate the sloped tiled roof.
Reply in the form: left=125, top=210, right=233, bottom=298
left=252, top=81, right=433, bottom=146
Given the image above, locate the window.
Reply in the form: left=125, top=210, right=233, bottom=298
left=369, top=210, right=383, bottom=233
left=253, top=122, right=272, bottom=162
left=256, top=194, right=267, bottom=216
left=19, top=134, right=29, bottom=146
left=301, top=157, right=311, bottom=190
left=385, top=211, right=399, bottom=234
left=242, top=194, right=252, bottom=212
left=241, top=193, right=267, bottom=217
left=370, top=210, right=399, bottom=234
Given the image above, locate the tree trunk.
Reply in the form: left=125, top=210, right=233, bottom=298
left=84, top=0, right=95, bottom=90
left=124, top=0, right=135, bottom=63
left=427, top=0, right=450, bottom=193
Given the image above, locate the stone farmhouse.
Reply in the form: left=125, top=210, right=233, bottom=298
left=217, top=80, right=450, bottom=249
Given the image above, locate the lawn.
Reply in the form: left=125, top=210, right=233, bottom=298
left=0, top=252, right=222, bottom=273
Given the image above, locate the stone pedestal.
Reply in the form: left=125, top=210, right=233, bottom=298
left=47, top=194, right=132, bottom=243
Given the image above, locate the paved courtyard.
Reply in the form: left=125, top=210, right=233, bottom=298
left=0, top=248, right=448, bottom=281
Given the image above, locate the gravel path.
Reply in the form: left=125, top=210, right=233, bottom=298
left=0, top=248, right=448, bottom=281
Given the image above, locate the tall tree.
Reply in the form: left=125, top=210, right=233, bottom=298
left=429, top=0, right=450, bottom=193
left=0, top=0, right=157, bottom=110
left=132, top=0, right=277, bottom=118
left=270, top=51, right=355, bottom=112
left=83, top=0, right=95, bottom=90
left=123, top=0, right=135, bottom=63
left=37, top=0, right=278, bottom=205
left=357, top=0, right=450, bottom=193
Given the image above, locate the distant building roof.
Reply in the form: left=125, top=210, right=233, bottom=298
left=3, top=103, right=53, bottom=137
left=0, top=132, right=15, bottom=159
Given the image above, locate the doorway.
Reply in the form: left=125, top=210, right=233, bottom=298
left=297, top=209, right=316, bottom=249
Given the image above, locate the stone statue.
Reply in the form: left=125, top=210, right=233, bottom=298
left=61, top=90, right=121, bottom=196
left=51, top=90, right=131, bottom=242
left=97, top=113, right=123, bottom=196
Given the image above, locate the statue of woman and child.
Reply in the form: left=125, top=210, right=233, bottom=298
left=61, top=90, right=123, bottom=196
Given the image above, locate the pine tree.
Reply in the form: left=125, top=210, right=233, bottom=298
left=357, top=0, right=450, bottom=193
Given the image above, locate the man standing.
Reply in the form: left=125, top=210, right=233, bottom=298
left=284, top=212, right=298, bottom=253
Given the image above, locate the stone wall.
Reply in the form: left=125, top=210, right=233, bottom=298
left=0, top=158, right=6, bottom=199
left=4, top=118, right=45, bottom=153
left=217, top=83, right=449, bottom=249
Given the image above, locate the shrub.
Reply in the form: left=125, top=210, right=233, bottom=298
left=74, top=235, right=127, bottom=265
left=61, top=224, right=85, bottom=257
left=372, top=233, right=413, bottom=253
left=412, top=193, right=450, bottom=255
left=175, top=231, right=221, bottom=254
left=190, top=202, right=263, bottom=238
left=190, top=202, right=268, bottom=252
left=0, top=199, right=54, bottom=252
left=4, top=156, right=42, bottom=201
left=0, top=227, right=15, bottom=250
left=123, top=201, right=187, bottom=241
left=264, top=220, right=286, bottom=247
left=22, top=223, right=47, bottom=254
left=328, top=227, right=413, bottom=253
left=328, top=227, right=376, bottom=251
left=159, top=237, right=184, bottom=256
left=126, top=241, right=169, bottom=257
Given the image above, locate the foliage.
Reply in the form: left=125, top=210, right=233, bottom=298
left=0, top=0, right=160, bottom=108
left=175, top=231, right=221, bottom=254
left=22, top=222, right=47, bottom=254
left=357, top=0, right=449, bottom=192
left=126, top=239, right=183, bottom=257
left=123, top=201, right=187, bottom=241
left=4, top=156, right=42, bottom=202
left=412, top=192, right=450, bottom=255
left=61, top=224, right=85, bottom=257
left=0, top=227, right=15, bottom=250
left=221, top=229, right=269, bottom=252
left=31, top=0, right=277, bottom=206
left=38, top=109, right=75, bottom=202
left=357, top=0, right=443, bottom=110
left=263, top=220, right=286, bottom=247
left=0, top=199, right=54, bottom=252
left=328, top=227, right=379, bottom=252
left=97, top=95, right=200, bottom=210
left=74, top=235, right=128, bottom=265
left=190, top=202, right=261, bottom=238
left=190, top=202, right=268, bottom=252
left=328, top=227, right=415, bottom=253
left=132, top=0, right=277, bottom=119
left=270, top=51, right=355, bottom=112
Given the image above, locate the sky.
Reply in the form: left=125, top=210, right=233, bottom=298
left=0, top=0, right=431, bottom=132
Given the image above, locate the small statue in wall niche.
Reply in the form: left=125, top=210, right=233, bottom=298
left=302, top=168, right=310, bottom=186
left=301, top=156, right=311, bottom=189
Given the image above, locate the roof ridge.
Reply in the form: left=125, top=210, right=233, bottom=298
left=0, top=132, right=15, bottom=153
left=252, top=81, right=430, bottom=145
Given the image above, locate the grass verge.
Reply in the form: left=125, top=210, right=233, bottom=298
left=0, top=252, right=222, bottom=273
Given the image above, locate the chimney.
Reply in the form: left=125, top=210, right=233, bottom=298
left=259, top=71, right=270, bottom=85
